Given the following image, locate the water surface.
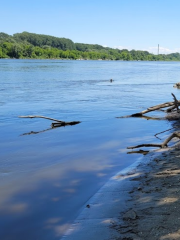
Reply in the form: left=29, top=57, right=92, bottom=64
left=0, top=60, right=179, bottom=239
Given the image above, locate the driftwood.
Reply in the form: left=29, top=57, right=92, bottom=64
left=166, top=105, right=177, bottom=112
left=154, top=127, right=175, bottom=140
left=51, top=121, right=81, bottom=128
left=124, top=94, right=180, bottom=152
left=166, top=112, right=180, bottom=120
left=19, top=115, right=64, bottom=122
left=117, top=115, right=164, bottom=120
left=128, top=131, right=180, bottom=149
left=118, top=93, right=180, bottom=119
left=120, top=100, right=180, bottom=118
left=19, top=115, right=81, bottom=129
left=173, top=82, right=180, bottom=88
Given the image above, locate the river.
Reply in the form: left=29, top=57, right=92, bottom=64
left=0, top=59, right=179, bottom=239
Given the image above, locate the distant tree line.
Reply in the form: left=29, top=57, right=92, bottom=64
left=0, top=31, right=180, bottom=61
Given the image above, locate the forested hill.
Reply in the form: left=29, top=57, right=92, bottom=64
left=0, top=31, right=180, bottom=61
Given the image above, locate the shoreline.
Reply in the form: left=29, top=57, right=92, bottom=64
left=1, top=58, right=180, bottom=62
left=61, top=146, right=180, bottom=240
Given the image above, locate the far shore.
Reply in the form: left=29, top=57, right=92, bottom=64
left=0, top=58, right=177, bottom=62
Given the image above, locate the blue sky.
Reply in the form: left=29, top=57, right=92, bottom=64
left=1, top=0, right=180, bottom=54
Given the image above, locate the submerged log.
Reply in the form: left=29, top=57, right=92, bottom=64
left=127, top=131, right=180, bottom=149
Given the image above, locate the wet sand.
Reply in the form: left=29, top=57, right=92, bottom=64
left=61, top=146, right=180, bottom=240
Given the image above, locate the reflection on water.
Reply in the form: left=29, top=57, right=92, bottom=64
left=0, top=60, right=179, bottom=239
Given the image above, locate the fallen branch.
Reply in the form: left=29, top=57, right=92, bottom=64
left=51, top=121, right=81, bottom=128
left=19, top=115, right=63, bottom=122
left=117, top=115, right=164, bottom=120
left=172, top=93, right=180, bottom=113
left=127, top=143, right=162, bottom=149
left=127, top=131, right=180, bottom=149
left=20, top=122, right=81, bottom=136
left=154, top=127, right=175, bottom=139
left=19, top=115, right=81, bottom=130
left=166, top=105, right=176, bottom=112
left=118, top=94, right=180, bottom=118
left=131, top=101, right=179, bottom=117
left=174, top=82, right=180, bottom=88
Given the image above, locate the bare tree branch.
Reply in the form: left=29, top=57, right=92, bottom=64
left=127, top=131, right=180, bottom=150
left=171, top=93, right=180, bottom=112
left=19, top=115, right=63, bottom=122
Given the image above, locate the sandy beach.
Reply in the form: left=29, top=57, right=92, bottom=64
left=61, top=145, right=180, bottom=240
left=112, top=146, right=180, bottom=240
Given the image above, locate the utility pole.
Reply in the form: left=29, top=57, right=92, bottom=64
left=158, top=44, right=159, bottom=55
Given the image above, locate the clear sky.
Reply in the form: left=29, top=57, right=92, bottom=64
left=1, top=0, right=180, bottom=54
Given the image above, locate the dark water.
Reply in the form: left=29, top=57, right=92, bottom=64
left=0, top=60, right=180, bottom=239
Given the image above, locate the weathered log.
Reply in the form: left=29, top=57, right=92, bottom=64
left=127, top=131, right=180, bottom=150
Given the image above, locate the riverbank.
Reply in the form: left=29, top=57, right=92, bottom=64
left=61, top=145, right=180, bottom=240
left=114, top=145, right=180, bottom=240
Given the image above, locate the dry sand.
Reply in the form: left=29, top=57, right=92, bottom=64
left=113, top=146, right=180, bottom=240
